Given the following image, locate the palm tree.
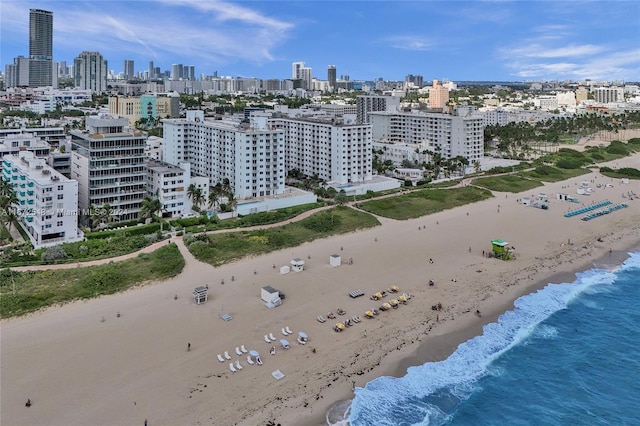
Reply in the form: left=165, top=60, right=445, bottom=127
left=187, top=184, right=204, bottom=211
left=140, top=195, right=162, bottom=221
left=208, top=183, right=224, bottom=211
left=1, top=178, right=18, bottom=239
left=90, top=203, right=116, bottom=229
left=226, top=192, right=237, bottom=216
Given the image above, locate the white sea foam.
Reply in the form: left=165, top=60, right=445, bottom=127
left=347, top=262, right=627, bottom=426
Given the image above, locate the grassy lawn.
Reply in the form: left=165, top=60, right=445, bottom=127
left=472, top=175, right=543, bottom=193
left=357, top=186, right=493, bottom=220
left=0, top=243, right=185, bottom=318
left=185, top=206, right=380, bottom=266
left=519, top=165, right=590, bottom=182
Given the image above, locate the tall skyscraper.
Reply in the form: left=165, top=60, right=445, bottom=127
left=328, top=65, right=337, bottom=92
left=28, top=9, right=53, bottom=87
left=123, top=59, right=134, bottom=80
left=73, top=51, right=108, bottom=92
left=148, top=61, right=154, bottom=79
left=292, top=61, right=305, bottom=79
left=299, top=66, right=312, bottom=90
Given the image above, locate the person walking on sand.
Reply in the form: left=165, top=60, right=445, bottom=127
left=187, top=343, right=191, bottom=352
left=25, top=398, right=32, bottom=407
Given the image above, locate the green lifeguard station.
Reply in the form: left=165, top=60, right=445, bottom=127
left=491, top=239, right=510, bottom=260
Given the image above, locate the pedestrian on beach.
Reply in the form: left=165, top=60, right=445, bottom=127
left=187, top=343, right=191, bottom=352
left=25, top=399, right=32, bottom=407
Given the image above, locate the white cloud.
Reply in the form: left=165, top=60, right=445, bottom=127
left=501, top=43, right=606, bottom=59
left=384, top=36, right=434, bottom=51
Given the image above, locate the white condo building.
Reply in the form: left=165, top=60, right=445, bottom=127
left=268, top=115, right=372, bottom=184
left=145, top=159, right=190, bottom=218
left=163, top=111, right=285, bottom=200
left=2, top=151, right=83, bottom=248
left=356, top=95, right=400, bottom=124
left=369, top=110, right=484, bottom=163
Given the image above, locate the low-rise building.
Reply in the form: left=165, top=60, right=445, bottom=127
left=2, top=151, right=83, bottom=248
left=145, top=159, right=189, bottom=218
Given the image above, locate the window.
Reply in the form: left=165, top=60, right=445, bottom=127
left=57, top=194, right=64, bottom=200
left=57, top=221, right=63, bottom=226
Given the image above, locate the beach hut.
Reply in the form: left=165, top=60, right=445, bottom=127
left=280, top=265, right=290, bottom=274
left=290, top=258, right=305, bottom=272
left=329, top=254, right=342, bottom=267
left=491, top=239, right=511, bottom=260
left=192, top=286, right=208, bottom=304
left=261, top=286, right=281, bottom=308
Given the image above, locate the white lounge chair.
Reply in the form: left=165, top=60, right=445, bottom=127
left=285, top=326, right=293, bottom=334
left=256, top=356, right=263, bottom=365
left=281, top=328, right=289, bottom=336
left=247, top=355, right=255, bottom=365
left=240, top=345, right=247, bottom=353
left=224, top=351, right=231, bottom=360
left=297, top=337, right=307, bottom=345
left=217, top=354, right=225, bottom=363
left=235, top=360, right=243, bottom=370
left=317, top=316, right=326, bottom=323
left=269, top=332, right=276, bottom=341
left=264, top=334, right=272, bottom=343
left=235, top=347, right=243, bottom=356
left=229, top=363, right=237, bottom=373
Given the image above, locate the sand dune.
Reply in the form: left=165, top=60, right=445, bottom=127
left=2, top=153, right=639, bottom=426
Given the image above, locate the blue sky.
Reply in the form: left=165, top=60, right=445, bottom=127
left=1, top=0, right=639, bottom=82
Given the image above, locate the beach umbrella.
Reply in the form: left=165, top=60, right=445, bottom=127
left=249, top=350, right=259, bottom=357
left=280, top=339, right=289, bottom=346
left=298, top=331, right=308, bottom=339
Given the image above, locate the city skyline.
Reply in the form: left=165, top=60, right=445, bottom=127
left=1, top=1, right=639, bottom=82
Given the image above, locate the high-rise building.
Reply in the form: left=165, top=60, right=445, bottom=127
left=299, top=67, right=312, bottom=90
left=73, top=51, right=108, bottom=92
left=123, top=59, right=134, bottom=80
left=5, top=56, right=31, bottom=88
left=148, top=61, right=154, bottom=79
left=292, top=61, right=305, bottom=79
left=593, top=87, right=620, bottom=104
left=328, top=65, right=337, bottom=92
left=429, top=79, right=450, bottom=109
left=70, top=115, right=146, bottom=223
left=405, top=74, right=424, bottom=88
left=356, top=95, right=400, bottom=124
left=29, top=9, right=53, bottom=87
left=171, top=64, right=183, bottom=80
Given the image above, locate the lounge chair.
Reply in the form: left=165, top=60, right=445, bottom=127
left=256, top=356, right=263, bottom=365
left=229, top=363, right=237, bottom=373
left=269, top=332, right=276, bottom=341
left=217, top=354, right=225, bottom=363
left=240, top=345, right=247, bottom=353
left=247, top=355, right=255, bottom=365
left=235, top=347, right=243, bottom=356
left=297, top=337, right=307, bottom=345
left=224, top=351, right=231, bottom=360
left=285, top=326, right=293, bottom=334
left=265, top=334, right=272, bottom=343
left=317, top=316, right=326, bottom=323
left=235, top=360, right=243, bottom=370
left=281, top=328, right=289, bottom=336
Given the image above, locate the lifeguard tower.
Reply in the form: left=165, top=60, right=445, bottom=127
left=192, top=286, right=209, bottom=304
left=491, top=239, right=511, bottom=260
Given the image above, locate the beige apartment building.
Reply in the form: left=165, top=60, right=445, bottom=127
left=108, top=93, right=180, bottom=127
left=429, top=79, right=450, bottom=110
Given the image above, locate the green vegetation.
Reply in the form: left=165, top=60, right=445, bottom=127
left=0, top=244, right=185, bottom=318
left=519, top=165, right=589, bottom=182
left=599, top=167, right=640, bottom=180
left=484, top=163, right=532, bottom=175
left=472, top=175, right=543, bottom=193
left=173, top=202, right=324, bottom=233
left=357, top=186, right=493, bottom=220
left=185, top=206, right=379, bottom=266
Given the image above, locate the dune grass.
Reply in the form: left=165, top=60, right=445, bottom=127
left=185, top=206, right=380, bottom=266
left=357, top=186, right=493, bottom=220
left=0, top=243, right=185, bottom=318
left=471, top=175, right=543, bottom=193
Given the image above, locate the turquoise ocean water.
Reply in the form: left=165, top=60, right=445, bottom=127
left=345, top=250, right=640, bottom=426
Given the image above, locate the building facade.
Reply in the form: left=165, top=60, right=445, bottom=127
left=328, top=65, right=337, bottom=92
left=163, top=111, right=285, bottom=200
left=370, top=110, right=484, bottom=163
left=268, top=116, right=373, bottom=184
left=429, top=79, right=450, bottom=109
left=29, top=9, right=53, bottom=87
left=145, top=159, right=189, bottom=218
left=70, top=115, right=146, bottom=222
left=73, top=51, right=108, bottom=93
left=108, top=93, right=180, bottom=127
left=356, top=95, right=400, bottom=124
left=2, top=151, right=82, bottom=248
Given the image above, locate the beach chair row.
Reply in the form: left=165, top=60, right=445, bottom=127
left=217, top=345, right=247, bottom=362
left=564, top=200, right=612, bottom=217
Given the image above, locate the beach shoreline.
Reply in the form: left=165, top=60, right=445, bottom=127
left=1, top=153, right=639, bottom=426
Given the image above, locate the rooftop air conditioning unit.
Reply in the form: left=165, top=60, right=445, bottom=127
left=42, top=169, right=51, bottom=175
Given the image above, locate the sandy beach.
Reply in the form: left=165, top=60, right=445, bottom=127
left=1, top=152, right=639, bottom=426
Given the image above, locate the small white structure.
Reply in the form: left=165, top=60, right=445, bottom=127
left=621, top=178, right=629, bottom=184
left=538, top=193, right=548, bottom=201
left=557, top=193, right=570, bottom=201
left=192, top=286, right=208, bottom=304
left=261, top=285, right=280, bottom=303
left=290, top=258, right=305, bottom=272
left=521, top=197, right=531, bottom=206
left=280, top=265, right=290, bottom=275
left=329, top=254, right=342, bottom=267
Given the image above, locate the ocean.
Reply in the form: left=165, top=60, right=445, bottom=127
left=344, top=250, right=640, bottom=426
